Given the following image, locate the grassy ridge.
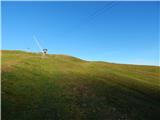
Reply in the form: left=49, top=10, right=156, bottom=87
left=2, top=50, right=160, bottom=120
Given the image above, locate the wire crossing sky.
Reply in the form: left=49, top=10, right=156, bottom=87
left=2, top=1, right=159, bottom=66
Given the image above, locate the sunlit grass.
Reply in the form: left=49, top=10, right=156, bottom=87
left=2, top=50, right=160, bottom=120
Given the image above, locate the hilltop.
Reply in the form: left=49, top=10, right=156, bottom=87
left=1, top=50, right=160, bottom=120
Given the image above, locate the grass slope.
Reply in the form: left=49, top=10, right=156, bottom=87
left=2, top=50, right=160, bottom=120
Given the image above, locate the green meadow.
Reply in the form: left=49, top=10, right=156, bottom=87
left=2, top=50, right=160, bottom=120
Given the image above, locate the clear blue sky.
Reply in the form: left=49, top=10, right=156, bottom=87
left=2, top=1, right=159, bottom=66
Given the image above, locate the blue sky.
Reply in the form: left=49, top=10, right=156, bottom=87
left=2, top=1, right=159, bottom=66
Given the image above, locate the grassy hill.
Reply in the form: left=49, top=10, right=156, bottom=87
left=1, top=50, right=160, bottom=120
